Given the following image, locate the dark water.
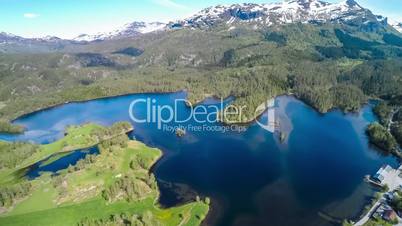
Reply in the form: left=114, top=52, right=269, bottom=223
left=26, top=146, right=99, bottom=179
left=0, top=92, right=398, bottom=226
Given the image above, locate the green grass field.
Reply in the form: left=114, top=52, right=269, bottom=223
left=0, top=197, right=209, bottom=226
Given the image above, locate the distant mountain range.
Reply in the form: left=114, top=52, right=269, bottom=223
left=0, top=32, right=69, bottom=45
left=0, top=0, right=401, bottom=44
left=73, top=22, right=167, bottom=42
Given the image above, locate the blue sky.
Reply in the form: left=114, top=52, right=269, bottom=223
left=0, top=0, right=401, bottom=38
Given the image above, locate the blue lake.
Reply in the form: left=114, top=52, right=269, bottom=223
left=25, top=146, right=99, bottom=179
left=0, top=92, right=398, bottom=226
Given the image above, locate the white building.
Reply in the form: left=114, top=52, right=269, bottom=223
left=373, top=165, right=394, bottom=185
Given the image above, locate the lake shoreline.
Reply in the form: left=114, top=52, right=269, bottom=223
left=2, top=90, right=371, bottom=135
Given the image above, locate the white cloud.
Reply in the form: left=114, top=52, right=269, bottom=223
left=152, top=0, right=189, bottom=10
left=24, top=13, right=40, bottom=19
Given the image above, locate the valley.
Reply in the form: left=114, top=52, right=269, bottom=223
left=0, top=0, right=402, bottom=225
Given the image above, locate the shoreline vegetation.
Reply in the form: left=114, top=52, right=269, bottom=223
left=366, top=101, right=402, bottom=158
left=2, top=86, right=401, bottom=160
left=0, top=122, right=210, bottom=226
left=0, top=121, right=24, bottom=135
left=0, top=90, right=366, bottom=134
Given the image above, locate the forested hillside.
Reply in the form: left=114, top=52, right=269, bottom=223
left=0, top=22, right=401, bottom=126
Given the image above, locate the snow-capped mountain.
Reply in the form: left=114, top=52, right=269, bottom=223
left=73, top=22, right=166, bottom=42
left=0, top=32, right=25, bottom=44
left=0, top=32, right=65, bottom=44
left=1, top=0, right=401, bottom=45
left=169, top=0, right=386, bottom=29
left=36, top=36, right=62, bottom=42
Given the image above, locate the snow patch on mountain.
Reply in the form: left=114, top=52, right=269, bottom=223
left=394, top=24, right=402, bottom=33
left=73, top=22, right=166, bottom=42
left=169, top=0, right=384, bottom=29
left=35, top=36, right=62, bottom=42
left=390, top=20, right=402, bottom=33
left=134, top=22, right=166, bottom=33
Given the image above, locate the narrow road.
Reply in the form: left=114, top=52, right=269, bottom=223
left=387, top=107, right=399, bottom=132
left=354, top=199, right=383, bottom=226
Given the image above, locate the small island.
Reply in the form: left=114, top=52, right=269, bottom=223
left=176, top=128, right=186, bottom=137
left=279, top=131, right=287, bottom=143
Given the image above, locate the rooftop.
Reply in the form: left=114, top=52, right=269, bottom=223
left=373, top=165, right=396, bottom=184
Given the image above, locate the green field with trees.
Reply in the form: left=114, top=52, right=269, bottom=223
left=0, top=122, right=209, bottom=226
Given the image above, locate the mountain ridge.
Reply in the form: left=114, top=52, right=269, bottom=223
left=73, top=21, right=167, bottom=42
left=168, top=0, right=391, bottom=33
left=0, top=0, right=401, bottom=44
